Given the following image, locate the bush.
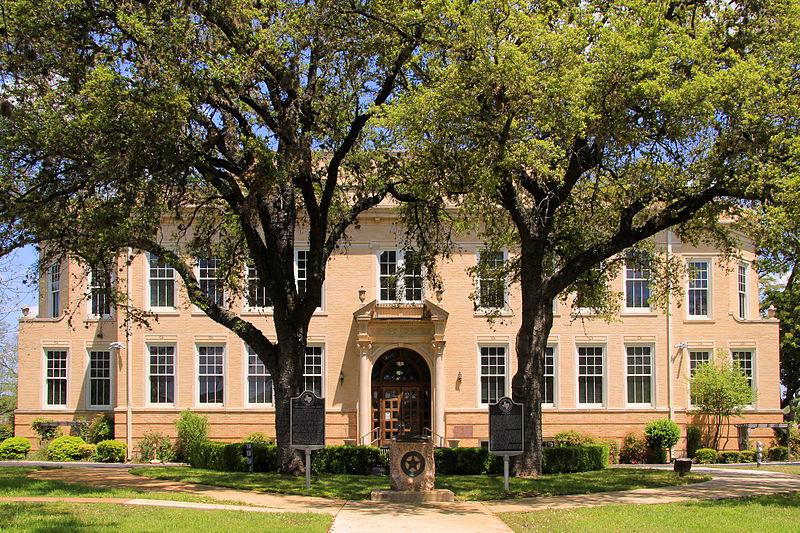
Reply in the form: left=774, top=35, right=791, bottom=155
left=0, top=424, right=13, bottom=442
left=74, top=418, right=92, bottom=442
left=554, top=430, right=597, bottom=447
left=694, top=448, right=718, bottom=464
left=48, top=435, right=87, bottom=461
left=543, top=445, right=609, bottom=474
left=188, top=441, right=277, bottom=472
left=96, top=440, right=127, bottom=463
left=311, top=446, right=384, bottom=475
left=137, top=432, right=175, bottom=463
left=30, top=418, right=60, bottom=442
left=740, top=450, right=755, bottom=463
left=243, top=432, right=271, bottom=445
left=619, top=433, right=648, bottom=464
left=645, top=419, right=681, bottom=450
left=599, top=439, right=620, bottom=464
left=686, top=426, right=703, bottom=459
left=0, top=436, right=31, bottom=459
left=768, top=446, right=790, bottom=462
left=89, top=414, right=114, bottom=444
left=173, top=410, right=208, bottom=462
left=77, top=443, right=97, bottom=460
left=717, top=450, right=742, bottom=464
left=28, top=440, right=50, bottom=461
left=434, top=447, right=491, bottom=475
left=647, top=447, right=668, bottom=464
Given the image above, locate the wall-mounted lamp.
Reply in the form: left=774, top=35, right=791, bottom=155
left=457, top=371, right=462, bottom=382
left=339, top=371, right=345, bottom=383
left=358, top=286, right=366, bottom=303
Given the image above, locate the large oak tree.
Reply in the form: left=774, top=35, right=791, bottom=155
left=0, top=0, right=437, bottom=473
left=386, top=0, right=800, bottom=475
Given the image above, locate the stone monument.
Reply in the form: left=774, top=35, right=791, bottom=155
left=370, top=434, right=454, bottom=502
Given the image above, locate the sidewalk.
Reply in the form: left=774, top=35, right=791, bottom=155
left=19, top=465, right=800, bottom=532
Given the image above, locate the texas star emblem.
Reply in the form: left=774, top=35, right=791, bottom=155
left=499, top=398, right=513, bottom=413
left=400, top=451, right=425, bottom=477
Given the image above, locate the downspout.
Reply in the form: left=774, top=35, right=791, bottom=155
left=126, top=248, right=133, bottom=459
left=666, top=231, right=674, bottom=421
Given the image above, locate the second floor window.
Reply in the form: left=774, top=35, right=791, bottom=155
left=198, top=258, right=224, bottom=306
left=149, top=255, right=175, bottom=308
left=296, top=250, right=308, bottom=298
left=688, top=260, right=709, bottom=317
left=246, top=263, right=272, bottom=309
left=88, top=269, right=112, bottom=318
left=738, top=263, right=748, bottom=319
left=477, top=250, right=506, bottom=309
left=379, top=250, right=423, bottom=303
left=48, top=263, right=60, bottom=318
left=625, top=252, right=650, bottom=309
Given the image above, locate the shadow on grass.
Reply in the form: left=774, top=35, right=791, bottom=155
left=0, top=502, right=98, bottom=532
left=0, top=467, right=120, bottom=498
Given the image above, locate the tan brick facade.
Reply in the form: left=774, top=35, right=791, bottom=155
left=15, top=217, right=781, bottom=455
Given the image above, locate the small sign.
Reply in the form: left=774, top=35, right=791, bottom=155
left=489, top=396, right=524, bottom=454
left=291, top=391, right=325, bottom=447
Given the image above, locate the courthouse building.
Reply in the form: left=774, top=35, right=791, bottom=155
left=14, top=207, right=782, bottom=454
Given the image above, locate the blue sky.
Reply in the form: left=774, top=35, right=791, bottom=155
left=1, top=245, right=39, bottom=336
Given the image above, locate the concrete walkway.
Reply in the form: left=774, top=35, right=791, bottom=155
left=16, top=465, right=800, bottom=532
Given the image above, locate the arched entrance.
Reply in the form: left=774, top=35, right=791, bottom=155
left=372, top=348, right=431, bottom=446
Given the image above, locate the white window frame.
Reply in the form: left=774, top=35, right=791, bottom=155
left=687, top=258, right=711, bottom=319
left=245, top=344, right=273, bottom=406
left=377, top=249, right=424, bottom=303
left=48, top=263, right=60, bottom=318
left=478, top=344, right=509, bottom=406
left=196, top=257, right=225, bottom=308
left=87, top=349, right=113, bottom=410
left=625, top=344, right=653, bottom=406
left=197, top=344, right=225, bottom=406
left=303, top=345, right=325, bottom=397
left=87, top=268, right=113, bottom=319
left=543, top=345, right=557, bottom=407
left=738, top=263, right=748, bottom=320
left=577, top=345, right=605, bottom=407
left=624, top=252, right=651, bottom=311
left=688, top=349, right=712, bottom=406
left=476, top=249, right=508, bottom=311
left=731, top=349, right=756, bottom=398
left=44, top=349, right=68, bottom=408
left=244, top=262, right=272, bottom=312
left=147, top=253, right=177, bottom=311
left=295, top=249, right=325, bottom=310
left=147, top=344, right=176, bottom=406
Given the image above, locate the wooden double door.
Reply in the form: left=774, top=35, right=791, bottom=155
left=371, top=349, right=431, bottom=446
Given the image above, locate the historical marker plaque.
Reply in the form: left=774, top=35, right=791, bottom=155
left=291, top=391, right=325, bottom=447
left=489, top=396, right=524, bottom=454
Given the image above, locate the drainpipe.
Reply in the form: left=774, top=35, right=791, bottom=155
left=666, top=231, right=674, bottom=421
left=125, top=248, right=133, bottom=458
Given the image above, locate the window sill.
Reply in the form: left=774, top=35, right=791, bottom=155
left=621, top=309, right=655, bottom=316
left=147, top=309, right=180, bottom=316
left=625, top=403, right=654, bottom=409
left=473, top=309, right=513, bottom=317
left=576, top=404, right=605, bottom=409
left=86, top=405, right=112, bottom=410
left=684, top=318, right=715, bottom=323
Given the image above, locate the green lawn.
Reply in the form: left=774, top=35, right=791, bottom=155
left=500, top=492, right=800, bottom=533
left=0, top=502, right=331, bottom=533
left=707, top=464, right=800, bottom=475
left=131, top=466, right=710, bottom=501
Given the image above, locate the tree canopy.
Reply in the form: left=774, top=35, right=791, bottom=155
left=0, top=0, right=438, bottom=472
left=385, top=0, right=800, bottom=474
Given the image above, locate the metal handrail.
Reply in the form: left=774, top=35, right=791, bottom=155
left=423, top=426, right=446, bottom=447
left=360, top=426, right=381, bottom=447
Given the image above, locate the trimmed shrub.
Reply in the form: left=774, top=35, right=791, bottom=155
left=77, top=443, right=97, bottom=460
left=311, top=446, right=384, bottom=475
left=542, top=445, right=609, bottom=474
left=0, top=424, right=13, bottom=442
left=188, top=441, right=277, bottom=472
left=174, top=410, right=208, bottom=462
left=768, top=446, right=790, bottom=462
left=48, top=435, right=87, bottom=461
left=740, top=450, right=755, bottom=463
left=717, top=450, right=742, bottom=464
left=89, top=414, right=114, bottom=444
left=434, top=447, right=491, bottom=475
left=30, top=418, right=60, bottom=442
left=599, top=439, right=620, bottom=464
left=243, top=432, right=271, bottom=445
left=645, top=419, right=681, bottom=450
left=694, top=448, right=718, bottom=464
left=96, top=440, right=127, bottom=463
left=0, top=436, right=31, bottom=459
left=686, top=426, right=703, bottom=459
left=619, top=433, right=648, bottom=464
left=554, top=430, right=597, bottom=447
left=137, top=432, right=175, bottom=463
left=647, top=447, right=668, bottom=464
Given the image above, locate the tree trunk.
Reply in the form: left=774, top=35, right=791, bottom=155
left=270, top=331, right=306, bottom=475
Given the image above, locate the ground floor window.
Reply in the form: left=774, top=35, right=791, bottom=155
left=578, top=346, right=604, bottom=405
left=149, top=345, right=175, bottom=404
left=304, top=346, right=324, bottom=397
left=88, top=350, right=111, bottom=408
left=732, top=350, right=754, bottom=390
left=544, top=346, right=555, bottom=405
left=247, top=346, right=272, bottom=404
left=626, top=345, right=652, bottom=404
left=46, top=350, right=68, bottom=406
left=198, top=346, right=224, bottom=404
left=480, top=345, right=507, bottom=405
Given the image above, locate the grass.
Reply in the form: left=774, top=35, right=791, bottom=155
left=0, top=502, right=332, bottom=533
left=0, top=467, right=240, bottom=504
left=130, top=466, right=710, bottom=501
left=499, top=492, right=800, bottom=532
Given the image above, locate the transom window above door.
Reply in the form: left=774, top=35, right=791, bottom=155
left=378, top=250, right=424, bottom=303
